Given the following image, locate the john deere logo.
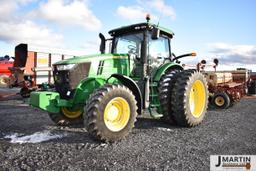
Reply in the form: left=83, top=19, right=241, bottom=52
left=210, top=155, right=255, bottom=171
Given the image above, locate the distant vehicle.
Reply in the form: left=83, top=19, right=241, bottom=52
left=0, top=56, right=13, bottom=87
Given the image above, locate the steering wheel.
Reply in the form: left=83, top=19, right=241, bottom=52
left=128, top=45, right=136, bottom=54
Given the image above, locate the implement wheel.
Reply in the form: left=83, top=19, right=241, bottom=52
left=48, top=107, right=83, bottom=126
left=211, top=92, right=230, bottom=109
left=85, top=84, right=137, bottom=142
left=171, top=70, right=208, bottom=127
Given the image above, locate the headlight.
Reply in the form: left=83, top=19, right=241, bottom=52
left=56, top=64, right=75, bottom=71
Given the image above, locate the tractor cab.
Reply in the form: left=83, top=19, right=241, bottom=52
left=109, top=22, right=174, bottom=58
left=100, top=16, right=196, bottom=80
left=100, top=18, right=175, bottom=78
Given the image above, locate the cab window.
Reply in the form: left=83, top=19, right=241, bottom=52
left=149, top=36, right=170, bottom=59
left=113, top=33, right=143, bottom=56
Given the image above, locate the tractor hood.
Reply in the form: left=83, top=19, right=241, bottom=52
left=54, top=53, right=128, bottom=65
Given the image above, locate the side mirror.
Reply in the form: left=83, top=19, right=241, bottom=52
left=99, top=33, right=106, bottom=54
left=151, top=27, right=160, bottom=40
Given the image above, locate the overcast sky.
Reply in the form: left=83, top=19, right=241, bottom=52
left=0, top=0, right=255, bottom=71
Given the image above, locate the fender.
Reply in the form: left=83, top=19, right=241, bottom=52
left=73, top=77, right=106, bottom=105
left=153, top=62, right=183, bottom=82
left=109, top=74, right=142, bottom=114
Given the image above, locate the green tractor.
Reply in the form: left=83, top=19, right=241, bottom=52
left=30, top=16, right=208, bottom=142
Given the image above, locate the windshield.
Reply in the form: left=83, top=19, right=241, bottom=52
left=113, top=32, right=143, bottom=54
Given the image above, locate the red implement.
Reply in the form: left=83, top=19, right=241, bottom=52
left=0, top=61, right=13, bottom=76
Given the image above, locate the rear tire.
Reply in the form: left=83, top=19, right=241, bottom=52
left=158, top=69, right=181, bottom=122
left=211, top=92, right=230, bottom=109
left=84, top=84, right=137, bottom=142
left=171, top=70, right=208, bottom=127
left=48, top=107, right=83, bottom=126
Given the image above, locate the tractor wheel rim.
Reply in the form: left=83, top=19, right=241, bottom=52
left=189, top=80, right=206, bottom=118
left=104, top=97, right=130, bottom=132
left=215, top=96, right=225, bottom=106
left=0, top=79, right=5, bottom=84
left=0, top=77, right=8, bottom=85
left=61, top=107, right=82, bottom=119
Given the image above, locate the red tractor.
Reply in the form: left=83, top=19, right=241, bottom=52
left=0, top=55, right=14, bottom=87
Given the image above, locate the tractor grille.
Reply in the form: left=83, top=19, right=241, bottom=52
left=53, top=62, right=91, bottom=99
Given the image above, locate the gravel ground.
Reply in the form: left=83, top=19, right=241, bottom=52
left=0, top=88, right=256, bottom=171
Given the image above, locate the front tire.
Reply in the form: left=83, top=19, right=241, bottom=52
left=171, top=70, right=209, bottom=127
left=48, top=107, right=83, bottom=126
left=85, top=84, right=138, bottom=142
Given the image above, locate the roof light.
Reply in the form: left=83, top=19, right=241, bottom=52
left=146, top=14, right=151, bottom=22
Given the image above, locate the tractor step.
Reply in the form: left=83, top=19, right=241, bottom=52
left=150, top=82, right=158, bottom=87
left=149, top=104, right=160, bottom=107
left=149, top=94, right=158, bottom=97
left=148, top=104, right=163, bottom=119
left=148, top=108, right=163, bottom=119
left=150, top=113, right=163, bottom=119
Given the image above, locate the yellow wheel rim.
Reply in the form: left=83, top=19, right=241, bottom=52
left=215, top=96, right=225, bottom=106
left=104, top=97, right=130, bottom=132
left=61, top=107, right=83, bottom=119
left=0, top=76, right=8, bottom=85
left=0, top=79, right=5, bottom=85
left=189, top=80, right=206, bottom=118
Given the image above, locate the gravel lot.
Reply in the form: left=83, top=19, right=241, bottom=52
left=0, top=88, right=256, bottom=171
